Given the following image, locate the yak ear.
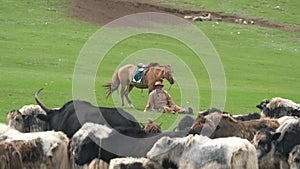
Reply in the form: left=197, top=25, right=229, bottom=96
left=37, top=114, right=50, bottom=121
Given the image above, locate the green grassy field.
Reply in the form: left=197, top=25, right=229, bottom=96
left=1, top=0, right=299, bottom=130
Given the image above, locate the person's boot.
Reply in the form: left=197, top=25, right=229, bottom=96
left=178, top=108, right=193, bottom=114
left=188, top=107, right=194, bottom=114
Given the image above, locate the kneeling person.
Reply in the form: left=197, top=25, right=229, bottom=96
left=144, top=81, right=193, bottom=114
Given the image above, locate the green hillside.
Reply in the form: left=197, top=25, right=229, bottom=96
left=1, top=0, right=299, bottom=130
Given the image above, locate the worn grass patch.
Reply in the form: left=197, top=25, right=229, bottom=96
left=157, top=0, right=300, bottom=26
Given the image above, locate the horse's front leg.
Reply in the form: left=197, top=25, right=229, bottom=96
left=148, top=83, right=155, bottom=94
left=148, top=89, right=152, bottom=95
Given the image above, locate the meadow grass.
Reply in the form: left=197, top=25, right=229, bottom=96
left=0, top=0, right=99, bottom=121
left=1, top=0, right=299, bottom=130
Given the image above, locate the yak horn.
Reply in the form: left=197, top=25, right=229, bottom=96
left=35, top=88, right=51, bottom=113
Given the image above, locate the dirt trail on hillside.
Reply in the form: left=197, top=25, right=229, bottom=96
left=70, top=0, right=294, bottom=31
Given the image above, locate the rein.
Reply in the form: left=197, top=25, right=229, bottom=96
left=162, top=67, right=174, bottom=91
left=168, top=84, right=173, bottom=91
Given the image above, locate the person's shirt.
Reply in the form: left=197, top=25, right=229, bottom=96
left=144, top=89, right=173, bottom=112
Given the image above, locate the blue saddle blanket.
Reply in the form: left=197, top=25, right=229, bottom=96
left=132, top=68, right=146, bottom=83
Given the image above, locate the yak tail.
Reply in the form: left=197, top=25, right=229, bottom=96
left=102, top=71, right=120, bottom=98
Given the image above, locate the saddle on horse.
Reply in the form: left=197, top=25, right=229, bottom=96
left=132, top=63, right=148, bottom=84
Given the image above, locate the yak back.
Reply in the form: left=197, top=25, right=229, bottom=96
left=189, top=112, right=279, bottom=141
left=38, top=100, right=141, bottom=138
left=93, top=128, right=187, bottom=163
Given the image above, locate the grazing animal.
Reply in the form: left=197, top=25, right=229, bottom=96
left=147, top=135, right=258, bottom=169
left=103, top=63, right=174, bottom=107
left=0, top=125, right=71, bottom=169
left=288, top=145, right=300, bottom=169
left=0, top=142, right=23, bottom=169
left=7, top=105, right=49, bottom=133
left=192, top=13, right=212, bottom=21
left=189, top=112, right=279, bottom=141
left=252, top=116, right=300, bottom=169
left=184, top=13, right=212, bottom=21
left=256, top=97, right=300, bottom=118
left=35, top=88, right=141, bottom=138
left=70, top=123, right=187, bottom=165
left=141, top=119, right=162, bottom=134
left=173, top=115, right=194, bottom=132
left=109, top=157, right=163, bottom=169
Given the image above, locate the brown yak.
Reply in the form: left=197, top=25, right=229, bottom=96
left=189, top=112, right=279, bottom=141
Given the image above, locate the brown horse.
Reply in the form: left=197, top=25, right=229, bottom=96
left=103, top=63, right=175, bottom=107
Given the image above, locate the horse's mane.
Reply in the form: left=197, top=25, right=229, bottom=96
left=148, top=62, right=160, bottom=67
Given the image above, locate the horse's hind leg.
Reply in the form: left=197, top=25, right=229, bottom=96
left=120, top=85, right=126, bottom=107
left=125, top=85, right=134, bottom=108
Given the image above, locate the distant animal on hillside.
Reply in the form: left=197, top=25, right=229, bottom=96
left=192, top=13, right=212, bottom=21
left=256, top=97, right=300, bottom=118
left=35, top=88, right=141, bottom=138
left=103, top=62, right=174, bottom=107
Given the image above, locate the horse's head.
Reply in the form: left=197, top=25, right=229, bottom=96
left=163, top=64, right=174, bottom=84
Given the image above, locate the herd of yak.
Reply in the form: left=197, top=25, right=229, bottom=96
left=1, top=88, right=300, bottom=169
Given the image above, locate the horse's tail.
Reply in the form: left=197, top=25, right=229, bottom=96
left=102, top=71, right=120, bottom=98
